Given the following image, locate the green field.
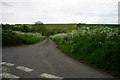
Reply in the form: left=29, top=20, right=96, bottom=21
left=44, top=24, right=76, bottom=31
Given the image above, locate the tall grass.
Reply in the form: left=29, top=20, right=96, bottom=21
left=2, top=31, right=45, bottom=46
left=51, top=26, right=120, bottom=76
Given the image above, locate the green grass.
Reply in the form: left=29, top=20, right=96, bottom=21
left=51, top=26, right=120, bottom=76
left=2, top=31, right=45, bottom=46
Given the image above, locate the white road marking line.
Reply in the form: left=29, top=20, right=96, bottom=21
left=1, top=62, right=14, bottom=66
left=1, top=72, right=20, bottom=78
left=16, top=66, right=34, bottom=72
left=40, top=73, right=63, bottom=79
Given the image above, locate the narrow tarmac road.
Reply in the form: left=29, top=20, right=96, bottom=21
left=2, top=39, right=113, bottom=78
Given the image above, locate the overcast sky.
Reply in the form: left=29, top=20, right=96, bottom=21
left=0, top=0, right=119, bottom=24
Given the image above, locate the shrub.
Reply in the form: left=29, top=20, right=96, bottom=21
left=51, top=26, right=120, bottom=76
left=2, top=31, right=45, bottom=46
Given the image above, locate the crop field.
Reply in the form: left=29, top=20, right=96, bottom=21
left=44, top=24, right=76, bottom=31
left=51, top=25, right=120, bottom=76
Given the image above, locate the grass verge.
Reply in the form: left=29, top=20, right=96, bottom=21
left=51, top=26, right=120, bottom=77
left=2, top=31, right=45, bottom=46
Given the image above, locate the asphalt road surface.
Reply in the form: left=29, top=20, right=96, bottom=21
left=2, top=39, right=113, bottom=78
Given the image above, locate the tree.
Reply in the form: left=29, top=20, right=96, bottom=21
left=33, top=21, right=47, bottom=35
left=35, top=21, right=43, bottom=24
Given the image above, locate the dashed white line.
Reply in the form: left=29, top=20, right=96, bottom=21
left=40, top=73, right=63, bottom=80
left=16, top=66, right=34, bottom=72
left=1, top=62, right=14, bottom=66
left=1, top=72, right=20, bottom=78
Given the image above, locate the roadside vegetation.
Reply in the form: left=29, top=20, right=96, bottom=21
left=2, top=22, right=75, bottom=46
left=2, top=21, right=46, bottom=46
left=51, top=25, right=120, bottom=76
left=2, top=23, right=76, bottom=36
left=2, top=31, right=45, bottom=46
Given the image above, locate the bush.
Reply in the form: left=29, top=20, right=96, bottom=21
left=2, top=31, right=45, bottom=46
left=51, top=26, right=120, bottom=76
